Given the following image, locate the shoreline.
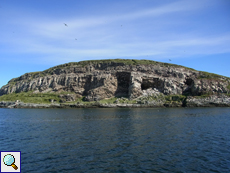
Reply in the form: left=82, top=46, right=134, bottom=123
left=1, top=95, right=230, bottom=108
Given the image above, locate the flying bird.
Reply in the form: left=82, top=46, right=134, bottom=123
left=64, top=23, right=68, bottom=27
left=169, top=59, right=171, bottom=61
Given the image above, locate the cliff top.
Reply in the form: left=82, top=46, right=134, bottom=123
left=46, top=59, right=197, bottom=72
left=7, top=59, right=228, bottom=85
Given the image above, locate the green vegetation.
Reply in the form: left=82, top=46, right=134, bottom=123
left=47, top=59, right=196, bottom=70
left=0, top=91, right=127, bottom=105
left=63, top=96, right=137, bottom=105
left=198, top=71, right=227, bottom=79
left=227, top=83, right=230, bottom=90
left=0, top=91, right=61, bottom=104
left=194, top=94, right=216, bottom=98
left=0, top=91, right=88, bottom=104
left=164, top=95, right=186, bottom=105
left=8, top=71, right=46, bottom=83
left=98, top=97, right=117, bottom=104
left=29, top=71, right=46, bottom=78
left=0, top=92, right=134, bottom=105
left=1, top=91, right=230, bottom=107
left=165, top=95, right=186, bottom=102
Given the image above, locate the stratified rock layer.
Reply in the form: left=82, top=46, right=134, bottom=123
left=0, top=59, right=229, bottom=102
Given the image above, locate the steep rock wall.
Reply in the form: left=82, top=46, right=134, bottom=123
left=0, top=60, right=229, bottom=101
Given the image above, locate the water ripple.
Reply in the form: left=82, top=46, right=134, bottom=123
left=0, top=108, right=230, bottom=172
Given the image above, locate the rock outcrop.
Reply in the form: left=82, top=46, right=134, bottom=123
left=0, top=59, right=230, bottom=107
left=186, top=95, right=230, bottom=107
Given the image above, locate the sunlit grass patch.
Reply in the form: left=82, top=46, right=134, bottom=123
left=0, top=91, right=61, bottom=104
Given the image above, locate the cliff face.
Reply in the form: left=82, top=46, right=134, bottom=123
left=0, top=59, right=229, bottom=101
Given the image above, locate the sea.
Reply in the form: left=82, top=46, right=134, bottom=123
left=0, top=107, right=230, bottom=173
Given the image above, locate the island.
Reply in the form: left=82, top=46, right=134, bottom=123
left=1, top=59, right=230, bottom=108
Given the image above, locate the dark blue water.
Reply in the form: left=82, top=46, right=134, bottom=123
left=0, top=108, right=230, bottom=172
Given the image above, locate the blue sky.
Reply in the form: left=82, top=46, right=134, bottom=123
left=0, top=0, right=230, bottom=88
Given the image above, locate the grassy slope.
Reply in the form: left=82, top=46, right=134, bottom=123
left=0, top=91, right=136, bottom=105
left=0, top=91, right=61, bottom=104
left=0, top=91, right=223, bottom=105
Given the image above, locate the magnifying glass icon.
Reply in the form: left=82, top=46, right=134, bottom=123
left=3, top=154, right=18, bottom=170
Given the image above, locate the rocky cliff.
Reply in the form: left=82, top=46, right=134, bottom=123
left=0, top=59, right=230, bottom=107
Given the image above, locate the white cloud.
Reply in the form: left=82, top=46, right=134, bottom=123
left=113, top=0, right=208, bottom=21
left=1, top=0, right=229, bottom=65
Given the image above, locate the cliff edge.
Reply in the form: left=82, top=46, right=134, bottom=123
left=1, top=59, right=230, bottom=108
